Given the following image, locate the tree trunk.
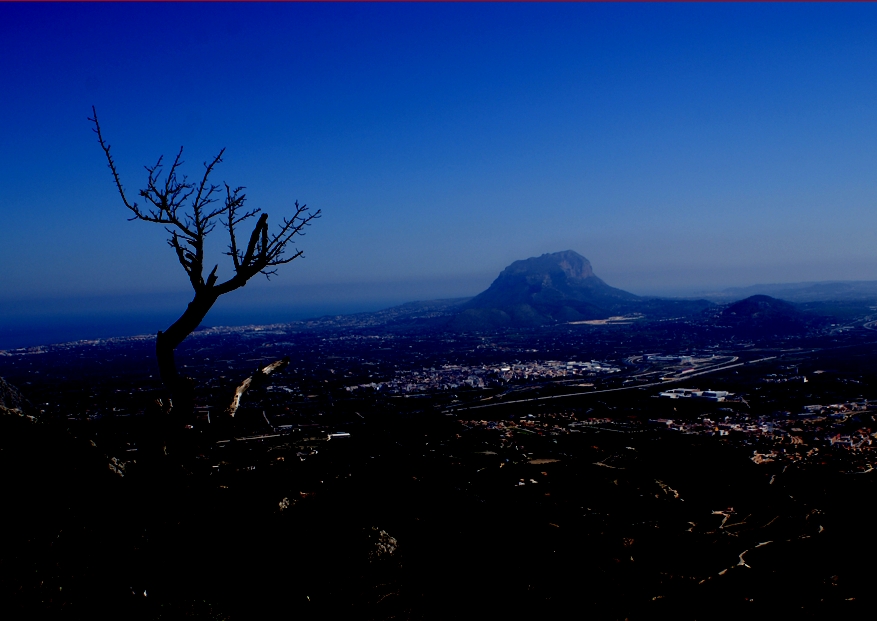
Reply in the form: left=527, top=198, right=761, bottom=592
left=156, top=289, right=218, bottom=416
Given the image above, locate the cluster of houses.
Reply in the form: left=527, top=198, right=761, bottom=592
left=658, top=388, right=732, bottom=401
left=346, top=360, right=621, bottom=394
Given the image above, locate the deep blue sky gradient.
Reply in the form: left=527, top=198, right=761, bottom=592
left=3, top=3, right=877, bottom=346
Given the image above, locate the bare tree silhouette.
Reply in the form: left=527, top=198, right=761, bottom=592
left=90, top=107, right=319, bottom=420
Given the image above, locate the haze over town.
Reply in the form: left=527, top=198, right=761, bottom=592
left=3, top=3, right=877, bottom=347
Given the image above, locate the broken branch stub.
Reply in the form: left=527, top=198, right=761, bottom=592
left=227, top=357, right=290, bottom=418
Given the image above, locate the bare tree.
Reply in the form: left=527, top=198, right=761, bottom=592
left=90, top=107, right=319, bottom=418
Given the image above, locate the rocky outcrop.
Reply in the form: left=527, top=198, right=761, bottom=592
left=0, top=376, right=34, bottom=420
left=454, top=250, right=639, bottom=327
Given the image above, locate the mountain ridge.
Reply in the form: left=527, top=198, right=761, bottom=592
left=292, top=251, right=725, bottom=331
left=227, top=252, right=848, bottom=335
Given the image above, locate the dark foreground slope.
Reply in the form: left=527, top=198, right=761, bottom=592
left=4, top=384, right=875, bottom=621
left=5, top=317, right=877, bottom=620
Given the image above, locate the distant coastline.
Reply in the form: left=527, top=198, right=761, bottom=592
left=5, top=277, right=877, bottom=351
left=0, top=303, right=387, bottom=351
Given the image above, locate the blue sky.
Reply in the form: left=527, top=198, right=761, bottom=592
left=3, top=3, right=877, bottom=344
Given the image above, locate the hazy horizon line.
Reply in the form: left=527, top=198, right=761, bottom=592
left=5, top=274, right=877, bottom=351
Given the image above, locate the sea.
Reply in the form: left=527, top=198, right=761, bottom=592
left=0, top=302, right=382, bottom=351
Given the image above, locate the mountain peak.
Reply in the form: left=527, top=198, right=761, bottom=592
left=500, top=250, right=596, bottom=280
left=456, top=251, right=639, bottom=328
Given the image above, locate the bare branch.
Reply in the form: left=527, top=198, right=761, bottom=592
left=263, top=206, right=322, bottom=266
left=224, top=183, right=258, bottom=271
left=89, top=106, right=142, bottom=219
left=242, top=213, right=269, bottom=268
left=205, top=265, right=219, bottom=289
left=261, top=219, right=269, bottom=262
left=191, top=150, right=225, bottom=229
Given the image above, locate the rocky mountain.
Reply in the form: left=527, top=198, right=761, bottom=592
left=452, top=250, right=710, bottom=329
left=289, top=251, right=714, bottom=332
left=470, top=252, right=635, bottom=310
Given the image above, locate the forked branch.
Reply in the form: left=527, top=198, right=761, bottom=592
left=90, top=106, right=321, bottom=299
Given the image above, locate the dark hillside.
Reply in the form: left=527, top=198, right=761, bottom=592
left=712, top=294, right=826, bottom=337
